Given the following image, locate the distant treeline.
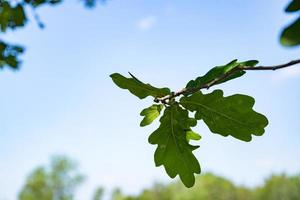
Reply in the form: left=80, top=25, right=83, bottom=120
left=112, top=173, right=300, bottom=200
left=18, top=156, right=300, bottom=200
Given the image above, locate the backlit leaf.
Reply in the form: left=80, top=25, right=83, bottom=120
left=140, top=104, right=164, bottom=127
left=0, top=40, right=24, bottom=69
left=285, top=0, right=300, bottom=12
left=180, top=90, right=268, bottom=142
left=110, top=73, right=171, bottom=99
left=148, top=103, right=201, bottom=187
left=186, top=130, right=201, bottom=141
left=186, top=60, right=258, bottom=90
left=280, top=17, right=300, bottom=46
left=0, top=2, right=27, bottom=32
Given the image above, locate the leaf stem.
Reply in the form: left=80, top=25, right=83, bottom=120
left=154, top=59, right=300, bottom=103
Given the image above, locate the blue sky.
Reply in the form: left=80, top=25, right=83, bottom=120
left=1, top=0, right=300, bottom=199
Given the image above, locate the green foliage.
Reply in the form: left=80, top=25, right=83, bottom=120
left=0, top=1, right=27, bottom=69
left=180, top=90, right=268, bottom=142
left=172, top=173, right=241, bottom=200
left=112, top=188, right=126, bottom=200
left=186, top=59, right=258, bottom=90
left=286, top=0, right=300, bottom=12
left=186, top=130, right=201, bottom=141
left=281, top=17, right=300, bottom=46
left=110, top=73, right=171, bottom=99
left=0, top=41, right=24, bottom=69
left=17, top=156, right=300, bottom=200
left=19, top=156, right=84, bottom=200
left=24, top=0, right=62, bottom=8
left=92, top=187, right=104, bottom=200
left=0, top=2, right=27, bottom=32
left=18, top=167, right=53, bottom=200
left=111, top=59, right=269, bottom=187
left=256, top=174, right=300, bottom=200
left=280, top=0, right=300, bottom=46
left=140, top=104, right=164, bottom=127
left=148, top=103, right=200, bottom=187
left=114, top=173, right=300, bottom=200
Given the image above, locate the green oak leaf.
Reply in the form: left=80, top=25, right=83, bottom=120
left=24, top=0, right=63, bottom=8
left=0, top=41, right=24, bottom=69
left=0, top=2, right=27, bottom=32
left=140, top=104, right=164, bottom=127
left=186, top=130, right=201, bottom=141
left=13, top=5, right=27, bottom=27
left=110, top=73, right=171, bottom=99
left=148, top=103, right=200, bottom=187
left=280, top=17, right=300, bottom=46
left=186, top=59, right=258, bottom=90
left=180, top=90, right=268, bottom=142
left=285, top=0, right=300, bottom=12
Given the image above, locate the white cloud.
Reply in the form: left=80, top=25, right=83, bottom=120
left=137, top=16, right=156, bottom=30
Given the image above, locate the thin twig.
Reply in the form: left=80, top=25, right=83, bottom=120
left=243, top=59, right=300, bottom=70
left=154, top=59, right=300, bottom=104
